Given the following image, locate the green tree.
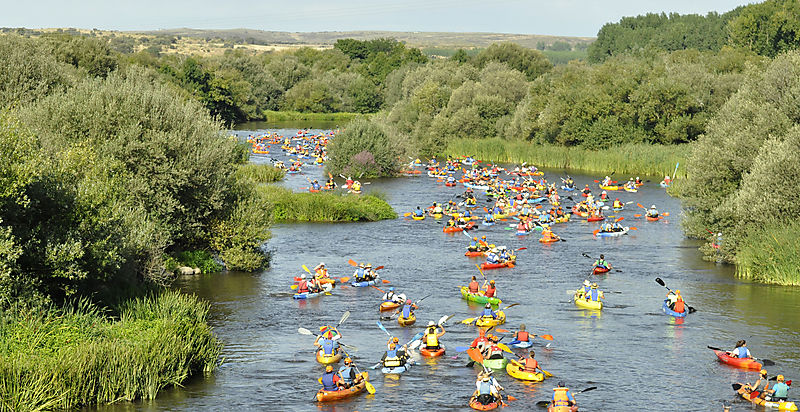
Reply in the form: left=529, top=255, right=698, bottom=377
left=728, top=0, right=800, bottom=57
left=473, top=43, right=552, bottom=81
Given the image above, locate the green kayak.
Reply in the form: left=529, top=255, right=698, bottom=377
left=481, top=357, right=509, bottom=370
left=460, top=286, right=502, bottom=306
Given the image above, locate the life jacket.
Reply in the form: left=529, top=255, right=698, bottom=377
left=338, top=366, right=355, bottom=384
left=469, top=281, right=480, bottom=293
left=322, top=339, right=336, bottom=355
left=321, top=371, right=338, bottom=391
left=486, top=253, right=499, bottom=264
left=383, top=349, right=401, bottom=367
left=484, top=285, right=496, bottom=298
left=481, top=308, right=495, bottom=318
left=471, top=336, right=489, bottom=349
left=298, top=280, right=309, bottom=293
left=613, top=201, right=623, bottom=208
left=583, top=285, right=591, bottom=294
left=425, top=328, right=439, bottom=347
left=402, top=304, right=413, bottom=318
left=516, top=331, right=530, bottom=342
left=478, top=380, right=493, bottom=395
left=383, top=292, right=394, bottom=302
left=589, top=289, right=600, bottom=301
left=355, top=268, right=365, bottom=278
left=352, top=182, right=361, bottom=191
left=553, top=387, right=571, bottom=406
left=596, top=259, right=607, bottom=268
left=524, top=357, right=539, bottom=372
left=674, top=298, right=685, bottom=313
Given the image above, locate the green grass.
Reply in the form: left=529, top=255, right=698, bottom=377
left=736, top=221, right=800, bottom=286
left=235, top=163, right=285, bottom=184
left=542, top=49, right=587, bottom=64
left=260, top=110, right=370, bottom=123
left=256, top=185, right=396, bottom=222
left=443, top=139, right=689, bottom=178
left=0, top=291, right=221, bottom=410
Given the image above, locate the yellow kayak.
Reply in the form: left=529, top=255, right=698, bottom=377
left=316, top=348, right=343, bottom=364
left=475, top=310, right=506, bottom=327
left=506, top=360, right=545, bottom=382
left=574, top=290, right=603, bottom=310
left=599, top=185, right=620, bottom=191
left=398, top=314, right=416, bottom=326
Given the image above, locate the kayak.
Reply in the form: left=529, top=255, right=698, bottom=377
left=316, top=349, right=343, bottom=364
left=539, top=237, right=560, bottom=243
left=293, top=291, right=324, bottom=300
left=623, top=186, right=638, bottom=193
left=587, top=215, right=605, bottom=222
left=443, top=226, right=464, bottom=233
left=464, top=182, right=491, bottom=190
left=554, top=215, right=570, bottom=223
left=315, top=378, right=366, bottom=402
left=412, top=215, right=425, bottom=220
left=516, top=230, right=531, bottom=236
left=596, top=228, right=629, bottom=237
left=548, top=406, right=579, bottom=412
left=476, top=310, right=506, bottom=327
left=561, top=186, right=576, bottom=191
left=380, top=301, right=401, bottom=312
left=482, top=221, right=495, bottom=226
left=382, top=361, right=413, bottom=375
left=461, top=286, right=502, bottom=306
left=647, top=215, right=661, bottom=221
left=506, top=361, right=545, bottom=381
left=599, top=185, right=619, bottom=191
left=509, top=339, right=534, bottom=349
left=350, top=279, right=377, bottom=287
left=482, top=357, right=509, bottom=370
left=574, top=291, right=603, bottom=310
left=465, top=251, right=485, bottom=257
left=420, top=346, right=446, bottom=357
left=738, top=390, right=798, bottom=411
left=592, top=266, right=611, bottom=275
left=712, top=349, right=763, bottom=370
left=469, top=396, right=500, bottom=411
left=445, top=182, right=457, bottom=187
left=398, top=314, right=416, bottom=326
left=480, top=261, right=515, bottom=270
left=660, top=182, right=670, bottom=188
left=662, top=299, right=687, bottom=318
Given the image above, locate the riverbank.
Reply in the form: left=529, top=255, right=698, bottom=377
left=442, top=139, right=689, bottom=178
left=259, top=111, right=368, bottom=124
left=0, top=291, right=221, bottom=411
left=257, top=185, right=396, bottom=222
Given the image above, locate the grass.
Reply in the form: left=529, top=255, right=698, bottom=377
left=443, top=139, right=689, bottom=178
left=256, top=185, right=397, bottom=222
left=235, top=163, right=285, bottom=184
left=0, top=291, right=221, bottom=410
left=542, top=49, right=588, bottom=64
left=261, top=110, right=368, bottom=123
left=736, top=221, right=800, bottom=286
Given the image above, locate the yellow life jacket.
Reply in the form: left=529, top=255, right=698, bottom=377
left=383, top=355, right=401, bottom=367
left=553, top=387, right=571, bottom=406
left=352, top=182, right=361, bottom=191
left=425, top=328, right=439, bottom=347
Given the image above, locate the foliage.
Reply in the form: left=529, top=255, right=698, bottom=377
left=41, top=33, right=119, bottom=77
left=728, top=0, right=800, bottom=57
left=234, top=163, right=285, bottom=184
left=680, top=51, right=800, bottom=280
left=169, top=250, right=223, bottom=274
left=736, top=220, right=800, bottom=286
left=326, top=117, right=401, bottom=178
left=0, top=291, right=221, bottom=410
left=256, top=185, right=397, bottom=222
left=0, top=35, right=75, bottom=109
left=472, top=43, right=552, bottom=80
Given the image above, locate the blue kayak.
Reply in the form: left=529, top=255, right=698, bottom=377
left=482, top=221, right=495, bottom=226
left=516, top=230, right=530, bottom=236
left=292, top=291, right=323, bottom=300
left=560, top=186, right=576, bottom=191
left=350, top=279, right=378, bottom=287
left=382, top=362, right=413, bottom=375
left=509, top=340, right=534, bottom=349
left=662, top=299, right=687, bottom=318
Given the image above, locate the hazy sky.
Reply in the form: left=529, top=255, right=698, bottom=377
left=3, top=0, right=754, bottom=37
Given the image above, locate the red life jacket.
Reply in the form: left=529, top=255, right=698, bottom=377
left=516, top=331, right=529, bottom=341
left=471, top=336, right=488, bottom=348
left=674, top=298, right=685, bottom=313
left=524, top=358, right=539, bottom=372
left=469, top=281, right=480, bottom=293
left=484, top=285, right=496, bottom=298
left=298, top=280, right=309, bottom=293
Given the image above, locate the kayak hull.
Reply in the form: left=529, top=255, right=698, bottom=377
left=592, top=266, right=611, bottom=275
left=508, top=340, right=534, bottom=349
left=476, top=311, right=506, bottom=327
left=420, top=346, right=446, bottom=357
left=738, top=389, right=797, bottom=410
left=587, top=216, right=605, bottom=222
left=662, top=299, right=687, bottom=318
left=506, top=362, right=545, bottom=381
left=596, top=228, right=629, bottom=237
left=599, top=185, right=620, bottom=191
left=316, top=349, right=342, bottom=364
left=412, top=215, right=425, bottom=220
left=380, top=301, right=401, bottom=312
left=382, top=362, right=412, bottom=375
left=293, top=291, right=323, bottom=300
left=646, top=215, right=661, bottom=221
left=465, top=251, right=485, bottom=257
left=461, top=286, right=502, bottom=306
left=480, top=261, right=515, bottom=270
left=398, top=314, right=416, bottom=326
left=315, top=380, right=366, bottom=402
left=548, top=406, right=579, bottom=412
left=713, top=350, right=763, bottom=370
left=350, top=279, right=377, bottom=287
left=469, top=396, right=500, bottom=411
left=539, top=237, right=560, bottom=243
left=574, top=291, right=603, bottom=310
left=482, top=357, right=509, bottom=370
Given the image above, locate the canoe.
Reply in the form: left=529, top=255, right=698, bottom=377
left=587, top=215, right=605, bottom=222
left=293, top=291, right=324, bottom=300
left=465, top=251, right=485, bottom=257
left=420, top=346, right=446, bottom=357
left=596, top=228, right=629, bottom=237
left=712, top=349, right=762, bottom=370
left=316, top=349, right=343, bottom=364
left=482, top=357, right=509, bottom=370
left=480, top=261, right=515, bottom=270
left=574, top=291, right=603, bottom=310
left=476, top=311, right=506, bottom=327
left=412, top=215, right=425, bottom=220
left=382, top=361, right=413, bottom=375
left=662, top=299, right=687, bottom=318
left=315, top=379, right=367, bottom=402
left=646, top=215, right=661, bottom=221
left=506, top=361, right=545, bottom=382
left=539, top=237, right=560, bottom=243
left=738, top=390, right=797, bottom=411
left=469, top=396, right=500, bottom=411
left=592, top=266, right=611, bottom=275
left=508, top=339, right=534, bottom=349
left=461, top=286, right=502, bottom=306
left=350, top=279, right=377, bottom=287
left=599, top=185, right=620, bottom=191
left=380, top=301, right=401, bottom=312
left=443, top=226, right=463, bottom=233
left=398, top=314, right=416, bottom=326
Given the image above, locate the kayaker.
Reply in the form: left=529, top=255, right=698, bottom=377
left=541, top=226, right=560, bottom=242
left=468, top=237, right=480, bottom=252
left=413, top=207, right=424, bottom=218
left=431, top=202, right=443, bottom=215
left=381, top=343, right=407, bottom=369
left=337, top=358, right=362, bottom=388
left=666, top=290, right=685, bottom=313
left=386, top=336, right=401, bottom=349
left=485, top=248, right=501, bottom=265
left=398, top=299, right=415, bottom=319
left=446, top=216, right=457, bottom=227
left=365, top=263, right=377, bottom=281
left=351, top=181, right=362, bottom=192
left=613, top=198, right=624, bottom=209
left=513, top=324, right=531, bottom=344
left=297, top=274, right=310, bottom=294
left=353, top=263, right=366, bottom=282
left=472, top=372, right=503, bottom=406
left=737, top=369, right=770, bottom=399
left=484, top=280, right=497, bottom=298
left=319, top=365, right=343, bottom=391
left=581, top=280, right=591, bottom=295
left=468, top=276, right=480, bottom=293
left=586, top=283, right=604, bottom=302
left=582, top=185, right=591, bottom=196
left=308, top=277, right=323, bottom=293
left=728, top=340, right=752, bottom=359
left=311, top=180, right=321, bottom=191
left=382, top=287, right=396, bottom=302
left=768, top=375, right=790, bottom=401
left=520, top=350, right=543, bottom=374
left=318, top=325, right=342, bottom=340
left=647, top=205, right=659, bottom=218
left=422, top=321, right=445, bottom=350
left=481, top=303, right=497, bottom=320
left=498, top=247, right=513, bottom=263
left=662, top=175, right=671, bottom=186
left=600, top=190, right=608, bottom=200
left=478, top=236, right=489, bottom=251
left=551, top=382, right=577, bottom=410
left=470, top=329, right=490, bottom=352
left=314, top=336, right=340, bottom=355
left=314, top=263, right=328, bottom=278
left=593, top=254, right=611, bottom=270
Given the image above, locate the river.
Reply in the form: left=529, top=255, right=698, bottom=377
left=92, top=127, right=800, bottom=412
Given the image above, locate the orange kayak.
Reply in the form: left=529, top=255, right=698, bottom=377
left=539, top=237, right=560, bottom=243
left=420, top=346, right=446, bottom=357
left=480, top=261, right=515, bottom=270
left=646, top=215, right=660, bottom=221
left=469, top=396, right=501, bottom=410
left=711, top=349, right=762, bottom=370
left=315, top=379, right=366, bottom=402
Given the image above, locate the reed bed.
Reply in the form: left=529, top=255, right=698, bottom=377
left=0, top=291, right=221, bottom=411
left=736, top=221, right=800, bottom=286
left=261, top=110, right=367, bottom=123
left=443, top=139, right=689, bottom=178
left=256, top=185, right=396, bottom=222
left=235, top=163, right=286, bottom=184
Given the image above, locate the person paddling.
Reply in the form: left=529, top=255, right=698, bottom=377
left=382, top=343, right=408, bottom=369
left=413, top=206, right=425, bottom=218
left=468, top=276, right=480, bottom=293
left=319, top=365, right=343, bottom=391
left=481, top=303, right=497, bottom=320
left=519, top=350, right=544, bottom=374
left=397, top=299, right=416, bottom=319
left=353, top=263, right=366, bottom=282
left=593, top=254, right=611, bottom=270
left=337, top=357, right=362, bottom=388
left=550, top=381, right=577, bottom=410
left=472, top=372, right=503, bottom=406
left=767, top=375, right=791, bottom=401
left=737, top=369, right=770, bottom=399
left=666, top=290, right=685, bottom=313
left=586, top=283, right=604, bottom=302
left=483, top=280, right=497, bottom=298
left=297, top=274, right=310, bottom=294
left=613, top=198, right=624, bottom=209
left=512, top=324, right=532, bottom=345
left=647, top=205, right=659, bottom=218
left=470, top=329, right=490, bottom=353
left=422, top=321, right=445, bottom=351
left=728, top=339, right=752, bottom=359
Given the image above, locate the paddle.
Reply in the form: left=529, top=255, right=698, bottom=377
left=535, top=387, right=597, bottom=407
left=655, top=278, right=696, bottom=313
left=461, top=303, right=519, bottom=325
left=509, top=359, right=553, bottom=378
left=381, top=294, right=432, bottom=320
left=297, top=327, right=358, bottom=350
left=707, top=346, right=775, bottom=366
left=377, top=321, right=391, bottom=337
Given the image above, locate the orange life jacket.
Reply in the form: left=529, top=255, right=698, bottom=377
left=298, top=280, right=309, bottom=293
left=469, top=281, right=480, bottom=293
left=674, top=298, right=685, bottom=313
left=516, top=331, right=529, bottom=341
left=524, top=358, right=539, bottom=372
left=484, top=285, right=496, bottom=298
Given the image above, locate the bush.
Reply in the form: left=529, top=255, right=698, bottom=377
left=326, top=117, right=401, bottom=178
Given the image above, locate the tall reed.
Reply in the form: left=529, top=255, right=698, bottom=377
left=256, top=185, right=397, bottom=222
left=235, top=163, right=285, bottom=184
left=736, top=221, right=800, bottom=286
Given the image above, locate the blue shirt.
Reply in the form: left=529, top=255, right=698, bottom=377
left=772, top=382, right=789, bottom=398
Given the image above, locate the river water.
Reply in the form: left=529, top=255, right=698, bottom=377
left=93, top=128, right=800, bottom=412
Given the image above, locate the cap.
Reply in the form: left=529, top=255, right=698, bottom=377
left=388, top=287, right=394, bottom=291
left=427, top=321, right=435, bottom=326
left=406, top=299, right=412, bottom=304
left=778, top=375, right=785, bottom=381
left=584, top=280, right=590, bottom=286
left=651, top=205, right=656, bottom=208
left=389, top=343, right=396, bottom=349
left=326, top=365, right=333, bottom=372
left=301, top=274, right=307, bottom=279
left=344, top=358, right=352, bottom=364
left=489, top=280, right=495, bottom=284
left=591, top=283, right=598, bottom=288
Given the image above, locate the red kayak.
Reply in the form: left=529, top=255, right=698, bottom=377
left=469, top=396, right=500, bottom=411
left=445, top=182, right=457, bottom=187
left=420, top=346, right=446, bottom=357
left=712, top=349, right=763, bottom=370
left=587, top=215, right=605, bottom=222
left=646, top=215, right=660, bottom=221
left=443, top=226, right=463, bottom=233
left=592, top=266, right=611, bottom=275
left=465, top=251, right=484, bottom=257
left=480, top=261, right=515, bottom=270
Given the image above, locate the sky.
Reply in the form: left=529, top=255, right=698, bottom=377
left=2, top=0, right=755, bottom=37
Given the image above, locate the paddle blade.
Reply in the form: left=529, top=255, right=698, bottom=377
left=634, top=214, right=642, bottom=218
left=507, top=395, right=517, bottom=401
left=663, top=212, right=670, bottom=217
left=615, top=216, right=624, bottom=222
left=298, top=327, right=313, bottom=335
left=347, top=259, right=358, bottom=266
left=375, top=266, right=385, bottom=270
left=542, top=369, right=553, bottom=378
left=630, top=227, right=638, bottom=230
left=637, top=203, right=644, bottom=209
left=382, top=279, right=391, bottom=283
left=536, top=400, right=551, bottom=407
left=655, top=277, right=666, bottom=287
left=403, top=212, right=412, bottom=217
left=302, top=265, right=312, bottom=274
left=467, top=348, right=484, bottom=363
left=731, top=383, right=742, bottom=391
left=461, top=317, right=476, bottom=324
left=338, top=310, right=351, bottom=326
left=495, top=328, right=510, bottom=333
left=294, top=277, right=302, bottom=281
left=498, top=343, right=514, bottom=353
left=365, top=380, right=376, bottom=394
left=290, top=285, right=298, bottom=289
left=593, top=229, right=600, bottom=236
left=539, top=334, right=554, bottom=341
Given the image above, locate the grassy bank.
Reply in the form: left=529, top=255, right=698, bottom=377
left=260, top=110, right=368, bottom=123
left=257, top=185, right=396, bottom=222
left=235, top=163, right=286, bottom=184
left=0, top=291, right=221, bottom=410
left=736, top=221, right=800, bottom=286
left=443, top=139, right=689, bottom=178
